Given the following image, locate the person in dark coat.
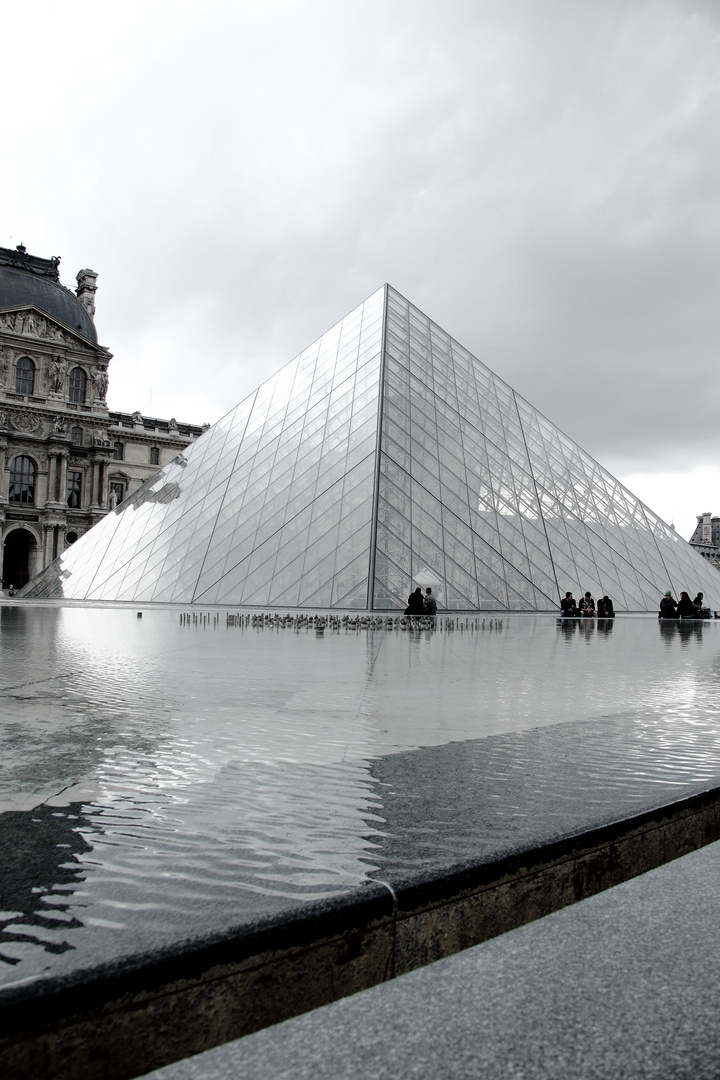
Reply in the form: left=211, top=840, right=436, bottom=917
left=560, top=592, right=578, bottom=616
left=405, top=587, right=424, bottom=619
left=423, top=588, right=438, bottom=617
left=597, top=595, right=615, bottom=618
left=659, top=592, right=678, bottom=619
left=677, top=591, right=695, bottom=619
left=693, top=593, right=709, bottom=619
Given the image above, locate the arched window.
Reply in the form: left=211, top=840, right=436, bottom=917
left=69, top=367, right=86, bottom=403
left=150, top=446, right=160, bottom=465
left=113, top=442, right=124, bottom=460
left=9, top=456, right=36, bottom=504
left=15, top=357, right=35, bottom=396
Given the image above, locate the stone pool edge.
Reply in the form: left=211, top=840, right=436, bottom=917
left=3, top=782, right=720, bottom=1080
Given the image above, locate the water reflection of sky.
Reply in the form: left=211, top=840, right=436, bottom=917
left=1, top=607, right=720, bottom=987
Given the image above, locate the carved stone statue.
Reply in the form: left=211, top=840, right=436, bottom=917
left=52, top=416, right=67, bottom=435
left=109, top=490, right=118, bottom=510
left=50, top=356, right=67, bottom=394
left=92, top=367, right=108, bottom=401
left=132, top=410, right=143, bottom=425
left=0, top=409, right=7, bottom=427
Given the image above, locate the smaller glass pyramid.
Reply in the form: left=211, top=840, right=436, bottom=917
left=23, top=285, right=720, bottom=611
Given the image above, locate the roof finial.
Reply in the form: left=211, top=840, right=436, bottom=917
left=76, top=268, right=98, bottom=317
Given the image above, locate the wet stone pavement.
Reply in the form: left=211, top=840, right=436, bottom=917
left=1, top=604, right=719, bottom=988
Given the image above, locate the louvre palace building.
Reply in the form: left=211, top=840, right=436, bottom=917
left=0, top=244, right=204, bottom=589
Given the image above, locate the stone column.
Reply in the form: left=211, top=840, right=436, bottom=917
left=0, top=442, right=6, bottom=504
left=47, top=454, right=57, bottom=504
left=38, top=458, right=50, bottom=508
left=57, top=453, right=68, bottom=507
left=43, top=524, right=55, bottom=569
left=89, top=460, right=100, bottom=508
left=98, top=460, right=109, bottom=508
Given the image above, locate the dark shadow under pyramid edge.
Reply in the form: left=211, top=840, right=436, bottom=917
left=21, top=285, right=720, bottom=611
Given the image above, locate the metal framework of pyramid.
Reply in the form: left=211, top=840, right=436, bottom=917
left=23, top=285, right=720, bottom=610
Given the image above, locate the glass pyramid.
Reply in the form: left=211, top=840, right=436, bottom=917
left=23, top=285, right=720, bottom=611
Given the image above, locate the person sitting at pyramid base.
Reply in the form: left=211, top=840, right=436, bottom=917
left=659, top=592, right=679, bottom=619
left=560, top=592, right=578, bottom=617
left=597, top=595, right=615, bottom=618
left=404, top=587, right=424, bottom=621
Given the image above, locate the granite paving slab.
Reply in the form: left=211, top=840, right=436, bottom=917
left=140, top=837, right=720, bottom=1080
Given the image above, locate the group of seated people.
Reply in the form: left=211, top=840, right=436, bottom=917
left=402, top=585, right=712, bottom=620
left=562, top=589, right=712, bottom=619
left=560, top=591, right=614, bottom=617
left=658, top=591, right=711, bottom=620
left=404, top=586, right=438, bottom=618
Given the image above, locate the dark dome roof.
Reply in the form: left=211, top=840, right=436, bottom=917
left=0, top=265, right=97, bottom=343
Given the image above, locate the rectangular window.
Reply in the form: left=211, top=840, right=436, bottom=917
left=109, top=482, right=124, bottom=506
left=71, top=426, right=83, bottom=446
left=15, top=357, right=35, bottom=396
left=113, top=442, right=124, bottom=460
left=9, top=456, right=35, bottom=504
left=66, top=470, right=82, bottom=508
left=68, top=367, right=86, bottom=404
left=150, top=446, right=160, bottom=465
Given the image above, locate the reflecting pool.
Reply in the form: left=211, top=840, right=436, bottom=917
left=1, top=605, right=719, bottom=987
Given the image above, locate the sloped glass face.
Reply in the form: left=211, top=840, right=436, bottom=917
left=24, top=284, right=720, bottom=611
left=373, top=286, right=720, bottom=611
left=25, top=287, right=384, bottom=607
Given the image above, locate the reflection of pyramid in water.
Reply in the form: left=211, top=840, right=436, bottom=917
left=25, top=285, right=720, bottom=610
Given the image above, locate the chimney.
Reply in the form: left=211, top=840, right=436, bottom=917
left=76, top=269, right=98, bottom=317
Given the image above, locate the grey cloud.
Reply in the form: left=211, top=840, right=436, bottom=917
left=4, top=0, right=720, bottom=499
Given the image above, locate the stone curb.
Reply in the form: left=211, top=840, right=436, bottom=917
left=3, top=782, right=720, bottom=1080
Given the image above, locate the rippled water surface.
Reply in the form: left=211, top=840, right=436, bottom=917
left=1, top=605, right=719, bottom=986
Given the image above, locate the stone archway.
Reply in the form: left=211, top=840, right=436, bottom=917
left=2, top=528, right=38, bottom=589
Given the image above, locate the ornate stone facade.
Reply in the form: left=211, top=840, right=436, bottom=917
left=689, top=513, right=720, bottom=572
left=0, top=245, right=204, bottom=589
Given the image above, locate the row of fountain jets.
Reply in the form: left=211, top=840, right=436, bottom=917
left=178, top=611, right=505, bottom=632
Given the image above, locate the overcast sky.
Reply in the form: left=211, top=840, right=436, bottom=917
left=4, top=0, right=720, bottom=538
